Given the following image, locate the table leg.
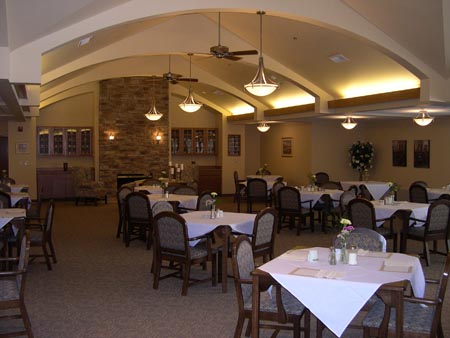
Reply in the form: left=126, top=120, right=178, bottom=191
left=215, top=225, right=231, bottom=293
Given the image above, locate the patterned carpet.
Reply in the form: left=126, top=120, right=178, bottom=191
left=2, top=197, right=449, bottom=338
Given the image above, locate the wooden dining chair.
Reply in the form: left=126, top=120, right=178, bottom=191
left=116, top=186, right=133, bottom=239
left=409, top=183, right=429, bottom=203
left=233, top=171, right=246, bottom=212
left=0, top=190, right=11, bottom=208
left=152, top=211, right=216, bottom=296
left=277, top=186, right=314, bottom=235
left=124, top=192, right=153, bottom=249
left=314, top=172, right=330, bottom=187
left=246, top=178, right=269, bottom=213
left=151, top=201, right=174, bottom=216
left=231, top=235, right=310, bottom=338
left=362, top=253, right=450, bottom=338
left=250, top=207, right=277, bottom=263
left=334, top=227, right=387, bottom=252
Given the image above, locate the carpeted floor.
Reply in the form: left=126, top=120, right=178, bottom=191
left=2, top=196, right=449, bottom=338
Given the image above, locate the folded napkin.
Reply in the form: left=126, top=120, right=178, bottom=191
left=281, top=250, right=308, bottom=262
left=381, top=264, right=412, bottom=273
left=381, top=255, right=414, bottom=273
left=357, top=250, right=392, bottom=259
left=290, top=267, right=344, bottom=279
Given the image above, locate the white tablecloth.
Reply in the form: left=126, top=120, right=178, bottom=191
left=7, top=192, right=31, bottom=207
left=9, top=184, right=29, bottom=193
left=341, top=181, right=390, bottom=200
left=147, top=194, right=198, bottom=210
left=372, top=200, right=429, bottom=227
left=427, top=187, right=450, bottom=200
left=300, top=189, right=344, bottom=207
left=0, top=208, right=26, bottom=230
left=134, top=185, right=163, bottom=194
left=246, top=175, right=283, bottom=190
left=259, top=247, right=425, bottom=337
left=181, top=211, right=256, bottom=245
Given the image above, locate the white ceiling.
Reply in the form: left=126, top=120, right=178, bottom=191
left=1, top=0, right=450, bottom=122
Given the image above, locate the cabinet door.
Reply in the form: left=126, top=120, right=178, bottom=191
left=194, top=129, right=205, bottom=154
left=183, top=129, right=193, bottom=154
left=38, top=128, right=50, bottom=155
left=66, top=128, right=78, bottom=155
left=80, top=128, right=92, bottom=155
left=171, top=129, right=180, bottom=154
left=207, top=129, right=217, bottom=155
left=53, top=128, right=64, bottom=155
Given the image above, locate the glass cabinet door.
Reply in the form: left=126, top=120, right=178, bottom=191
left=80, top=128, right=92, bottom=155
left=38, top=128, right=50, bottom=155
left=171, top=129, right=180, bottom=154
left=207, top=129, right=217, bottom=154
left=53, top=128, right=64, bottom=155
left=194, top=129, right=204, bottom=154
left=66, top=128, right=78, bottom=155
left=183, top=129, right=193, bottom=154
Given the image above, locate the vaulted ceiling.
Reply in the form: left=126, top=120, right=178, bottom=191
left=1, top=0, right=449, bottom=123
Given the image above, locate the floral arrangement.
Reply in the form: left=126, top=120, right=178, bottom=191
left=349, top=141, right=374, bottom=174
left=258, top=163, right=269, bottom=175
left=308, top=174, right=316, bottom=185
left=387, top=182, right=400, bottom=193
left=337, top=218, right=354, bottom=248
left=158, top=171, right=169, bottom=191
left=206, top=192, right=218, bottom=209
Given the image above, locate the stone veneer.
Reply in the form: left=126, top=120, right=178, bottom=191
left=99, top=77, right=169, bottom=195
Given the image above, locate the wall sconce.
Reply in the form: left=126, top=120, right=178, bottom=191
left=109, top=133, right=115, bottom=141
left=155, top=134, right=162, bottom=144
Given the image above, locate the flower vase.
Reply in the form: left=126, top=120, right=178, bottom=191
left=210, top=205, right=216, bottom=219
left=341, top=242, right=349, bottom=264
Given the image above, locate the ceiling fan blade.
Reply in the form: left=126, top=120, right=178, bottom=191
left=177, top=78, right=199, bottom=82
left=223, top=55, right=242, bottom=61
left=230, top=50, right=258, bottom=56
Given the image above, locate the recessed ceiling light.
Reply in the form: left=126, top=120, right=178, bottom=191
left=328, top=54, right=349, bottom=63
left=78, top=35, right=93, bottom=47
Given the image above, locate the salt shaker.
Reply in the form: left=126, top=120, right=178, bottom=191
left=329, top=246, right=337, bottom=265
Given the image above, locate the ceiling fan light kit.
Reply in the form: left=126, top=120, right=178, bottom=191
left=341, top=117, right=357, bottom=130
left=245, top=10, right=278, bottom=97
left=257, top=121, right=271, bottom=132
left=413, top=110, right=434, bottom=126
left=145, top=77, right=163, bottom=121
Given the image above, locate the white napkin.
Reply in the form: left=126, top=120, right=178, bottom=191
left=281, top=250, right=308, bottom=261
left=357, top=250, right=392, bottom=258
left=290, top=267, right=344, bottom=279
left=381, top=255, right=414, bottom=272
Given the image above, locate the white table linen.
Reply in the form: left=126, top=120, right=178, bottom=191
left=9, top=184, right=29, bottom=193
left=246, top=175, right=283, bottom=190
left=341, top=181, right=390, bottom=200
left=427, top=187, right=450, bottom=200
left=7, top=192, right=31, bottom=207
left=259, top=247, right=425, bottom=337
left=371, top=200, right=429, bottom=227
left=146, top=194, right=198, bottom=210
left=300, top=189, right=343, bottom=207
left=0, top=208, right=26, bottom=231
left=134, top=185, right=163, bottom=194
left=181, top=211, right=256, bottom=245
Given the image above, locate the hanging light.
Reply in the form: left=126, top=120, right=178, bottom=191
left=244, top=11, right=278, bottom=96
left=257, top=121, right=270, bottom=132
left=413, top=110, right=434, bottom=126
left=145, top=77, right=163, bottom=121
left=341, top=117, right=357, bottom=130
left=179, top=53, right=202, bottom=113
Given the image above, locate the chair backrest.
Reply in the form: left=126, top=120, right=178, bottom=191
left=335, top=227, right=386, bottom=252
left=340, top=190, right=356, bottom=216
left=278, top=186, right=302, bottom=212
left=173, top=186, right=197, bottom=196
left=152, top=201, right=174, bottom=215
left=43, top=200, right=55, bottom=237
left=15, top=197, right=29, bottom=209
left=252, top=207, right=276, bottom=252
left=0, top=190, right=11, bottom=208
left=247, top=178, right=267, bottom=198
left=348, top=198, right=376, bottom=229
left=411, top=180, right=428, bottom=188
left=430, top=253, right=450, bottom=335
left=233, top=171, right=240, bottom=186
left=125, top=192, right=152, bottom=222
left=0, top=183, right=11, bottom=192
left=271, top=181, right=285, bottom=209
left=196, top=191, right=213, bottom=211
left=347, top=185, right=358, bottom=195
left=17, top=231, right=31, bottom=296
left=256, top=169, right=271, bottom=175
left=409, top=183, right=429, bottom=203
left=153, top=211, right=189, bottom=255
left=117, top=186, right=133, bottom=218
left=424, top=199, right=450, bottom=234
left=359, top=184, right=373, bottom=200
left=315, top=172, right=330, bottom=185
left=231, top=235, right=255, bottom=310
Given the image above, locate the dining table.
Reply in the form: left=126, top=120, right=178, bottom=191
left=8, top=184, right=29, bottom=193
left=6, top=192, right=31, bottom=207
left=299, top=188, right=344, bottom=207
left=181, top=210, right=256, bottom=293
left=146, top=193, right=198, bottom=210
left=134, top=185, right=163, bottom=194
left=341, top=181, right=391, bottom=200
left=252, top=247, right=425, bottom=337
left=426, top=187, right=450, bottom=200
left=246, top=175, right=284, bottom=190
left=0, top=208, right=26, bottom=230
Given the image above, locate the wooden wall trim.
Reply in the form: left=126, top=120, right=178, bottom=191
left=226, top=113, right=255, bottom=122
left=328, top=88, right=420, bottom=109
left=265, top=103, right=315, bottom=117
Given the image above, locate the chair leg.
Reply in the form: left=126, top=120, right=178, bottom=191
left=152, top=257, right=161, bottom=290
left=20, top=301, right=34, bottom=338
left=42, top=244, right=52, bottom=270
left=233, top=315, right=245, bottom=338
left=424, top=241, right=431, bottom=266
left=116, top=217, right=122, bottom=238
left=182, top=263, right=190, bottom=296
left=211, top=254, right=217, bottom=286
left=48, top=241, right=57, bottom=263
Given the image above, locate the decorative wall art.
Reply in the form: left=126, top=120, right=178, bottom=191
left=414, top=140, right=430, bottom=168
left=228, top=134, right=241, bottom=156
left=392, top=140, right=407, bottom=167
left=282, top=137, right=293, bottom=157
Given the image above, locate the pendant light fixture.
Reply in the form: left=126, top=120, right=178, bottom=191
left=244, top=11, right=278, bottom=96
left=145, top=77, right=163, bottom=121
left=179, top=53, right=202, bottom=113
left=341, top=117, right=357, bottom=130
left=257, top=121, right=270, bottom=132
left=413, top=110, right=434, bottom=126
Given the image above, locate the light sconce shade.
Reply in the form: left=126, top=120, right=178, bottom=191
left=178, top=90, right=202, bottom=113
left=341, top=117, right=357, bottom=130
left=155, top=134, right=162, bottom=144
left=257, top=121, right=270, bottom=132
left=244, top=11, right=278, bottom=97
left=413, top=110, right=434, bottom=126
left=145, top=102, right=163, bottom=121
left=108, top=133, right=115, bottom=141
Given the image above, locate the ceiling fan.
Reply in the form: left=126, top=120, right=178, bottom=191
left=197, top=12, right=258, bottom=61
left=162, top=55, right=198, bottom=84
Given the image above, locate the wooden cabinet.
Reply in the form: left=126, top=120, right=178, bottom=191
left=37, top=127, right=92, bottom=156
left=171, top=128, right=218, bottom=156
left=197, top=166, right=222, bottom=194
left=37, top=168, right=75, bottom=199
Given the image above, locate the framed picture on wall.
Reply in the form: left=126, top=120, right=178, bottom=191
left=281, top=137, right=293, bottom=157
left=228, top=134, right=241, bottom=156
left=392, top=140, right=407, bottom=167
left=414, top=139, right=430, bottom=168
left=15, top=142, right=29, bottom=154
